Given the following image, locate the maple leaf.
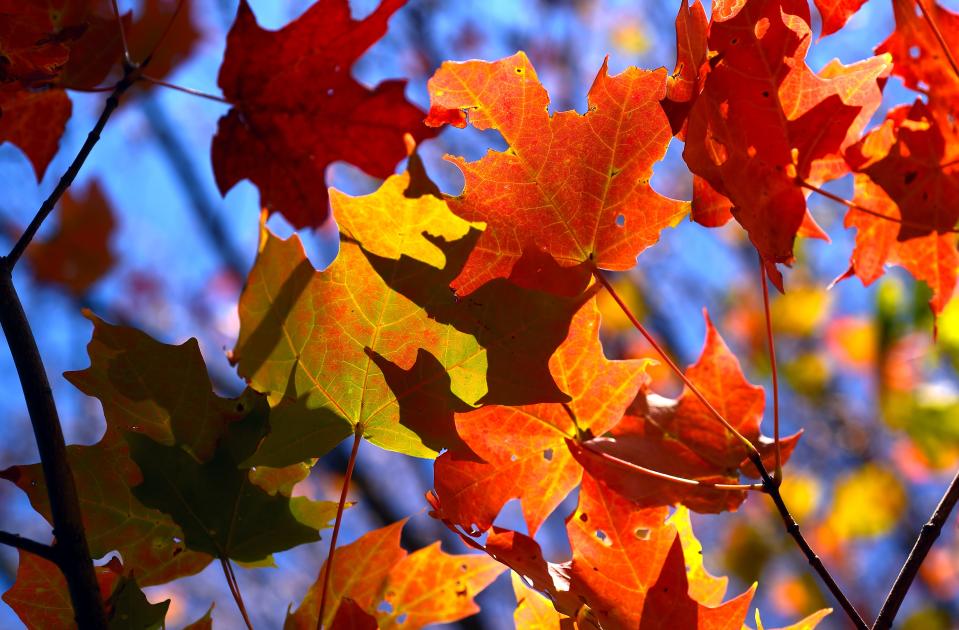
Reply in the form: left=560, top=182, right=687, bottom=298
left=661, top=0, right=709, bottom=137
left=877, top=0, right=959, bottom=114
left=212, top=0, right=435, bottom=229
left=567, top=475, right=754, bottom=629
left=126, top=394, right=328, bottom=563
left=569, top=311, right=799, bottom=513
left=2, top=553, right=122, bottom=629
left=0, top=0, right=124, bottom=178
left=127, top=0, right=200, bottom=82
left=841, top=173, right=957, bottom=315
left=17, top=180, right=116, bottom=294
left=813, top=0, right=870, bottom=37
left=287, top=519, right=505, bottom=629
left=439, top=475, right=754, bottom=630
left=0, top=84, right=72, bottom=180
left=683, top=0, right=863, bottom=270
left=1, top=430, right=211, bottom=586
left=432, top=298, right=648, bottom=535
left=512, top=572, right=569, bottom=629
left=234, top=188, right=588, bottom=460
left=425, top=52, right=689, bottom=296
left=330, top=600, right=378, bottom=629
left=846, top=100, right=959, bottom=242
left=103, top=575, right=170, bottom=629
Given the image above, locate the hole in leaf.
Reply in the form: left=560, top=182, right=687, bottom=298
left=543, top=448, right=554, bottom=461
left=509, top=454, right=518, bottom=462
left=910, top=45, right=921, bottom=59
left=397, top=613, right=408, bottom=624
left=378, top=600, right=393, bottom=613
left=327, top=88, right=334, bottom=96
left=595, top=529, right=612, bottom=546
left=616, top=214, right=625, bottom=227
left=634, top=528, right=650, bottom=540
left=904, top=171, right=918, bottom=185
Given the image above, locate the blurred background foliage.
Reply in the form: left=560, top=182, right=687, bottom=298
left=2, top=0, right=959, bottom=627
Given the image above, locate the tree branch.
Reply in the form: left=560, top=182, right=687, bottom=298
left=7, top=66, right=139, bottom=268
left=752, top=456, right=868, bottom=630
left=0, top=530, right=58, bottom=564
left=873, top=467, right=959, bottom=629
left=0, top=270, right=107, bottom=628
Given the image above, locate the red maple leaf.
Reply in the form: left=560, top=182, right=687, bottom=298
left=569, top=311, right=799, bottom=513
left=682, top=0, right=863, bottom=272
left=212, top=0, right=436, bottom=229
left=425, top=52, right=688, bottom=296
left=877, top=0, right=959, bottom=114
left=813, top=0, right=870, bottom=37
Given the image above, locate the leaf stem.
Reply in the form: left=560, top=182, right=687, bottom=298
left=576, top=441, right=762, bottom=491
left=758, top=253, right=783, bottom=480
left=0, top=530, right=58, bottom=564
left=111, top=0, right=132, bottom=65
left=799, top=180, right=959, bottom=234
left=873, top=467, right=959, bottom=629
left=316, top=430, right=362, bottom=630
left=7, top=66, right=140, bottom=268
left=916, top=0, right=959, bottom=83
left=593, top=268, right=865, bottom=629
left=591, top=268, right=760, bottom=459
left=0, top=270, right=107, bottom=628
left=220, top=557, right=253, bottom=630
left=140, top=75, right=232, bottom=105
left=140, top=0, right=186, bottom=67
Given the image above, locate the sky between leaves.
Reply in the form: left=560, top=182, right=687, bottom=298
left=1, top=2, right=954, bottom=628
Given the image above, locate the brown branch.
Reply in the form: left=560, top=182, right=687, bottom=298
left=873, top=468, right=959, bottom=629
left=597, top=268, right=867, bottom=629
left=7, top=66, right=139, bottom=268
left=0, top=270, right=107, bottom=628
left=0, top=530, right=58, bottom=564
left=752, top=455, right=868, bottom=630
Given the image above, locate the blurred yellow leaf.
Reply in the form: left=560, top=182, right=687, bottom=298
left=826, top=316, right=877, bottom=371
left=826, top=464, right=905, bottom=540
left=778, top=471, right=822, bottom=523
left=596, top=275, right=644, bottom=334
left=611, top=20, right=650, bottom=55
left=771, top=287, right=830, bottom=337
left=752, top=607, right=831, bottom=630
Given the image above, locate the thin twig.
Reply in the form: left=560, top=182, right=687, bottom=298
left=577, top=442, right=763, bottom=491
left=316, top=430, right=362, bottom=630
left=140, top=75, right=232, bottom=104
left=220, top=557, right=253, bottom=630
left=591, top=268, right=760, bottom=458
left=597, top=269, right=867, bottom=629
left=753, top=456, right=869, bottom=630
left=0, top=270, right=107, bottom=628
left=7, top=67, right=140, bottom=267
left=873, top=468, right=959, bottom=629
left=0, top=530, right=58, bottom=564
left=800, top=180, right=959, bottom=234
left=758, top=253, right=783, bottom=480
left=916, top=0, right=959, bottom=83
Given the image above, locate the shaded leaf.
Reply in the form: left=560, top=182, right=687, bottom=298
left=432, top=298, right=648, bottom=535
